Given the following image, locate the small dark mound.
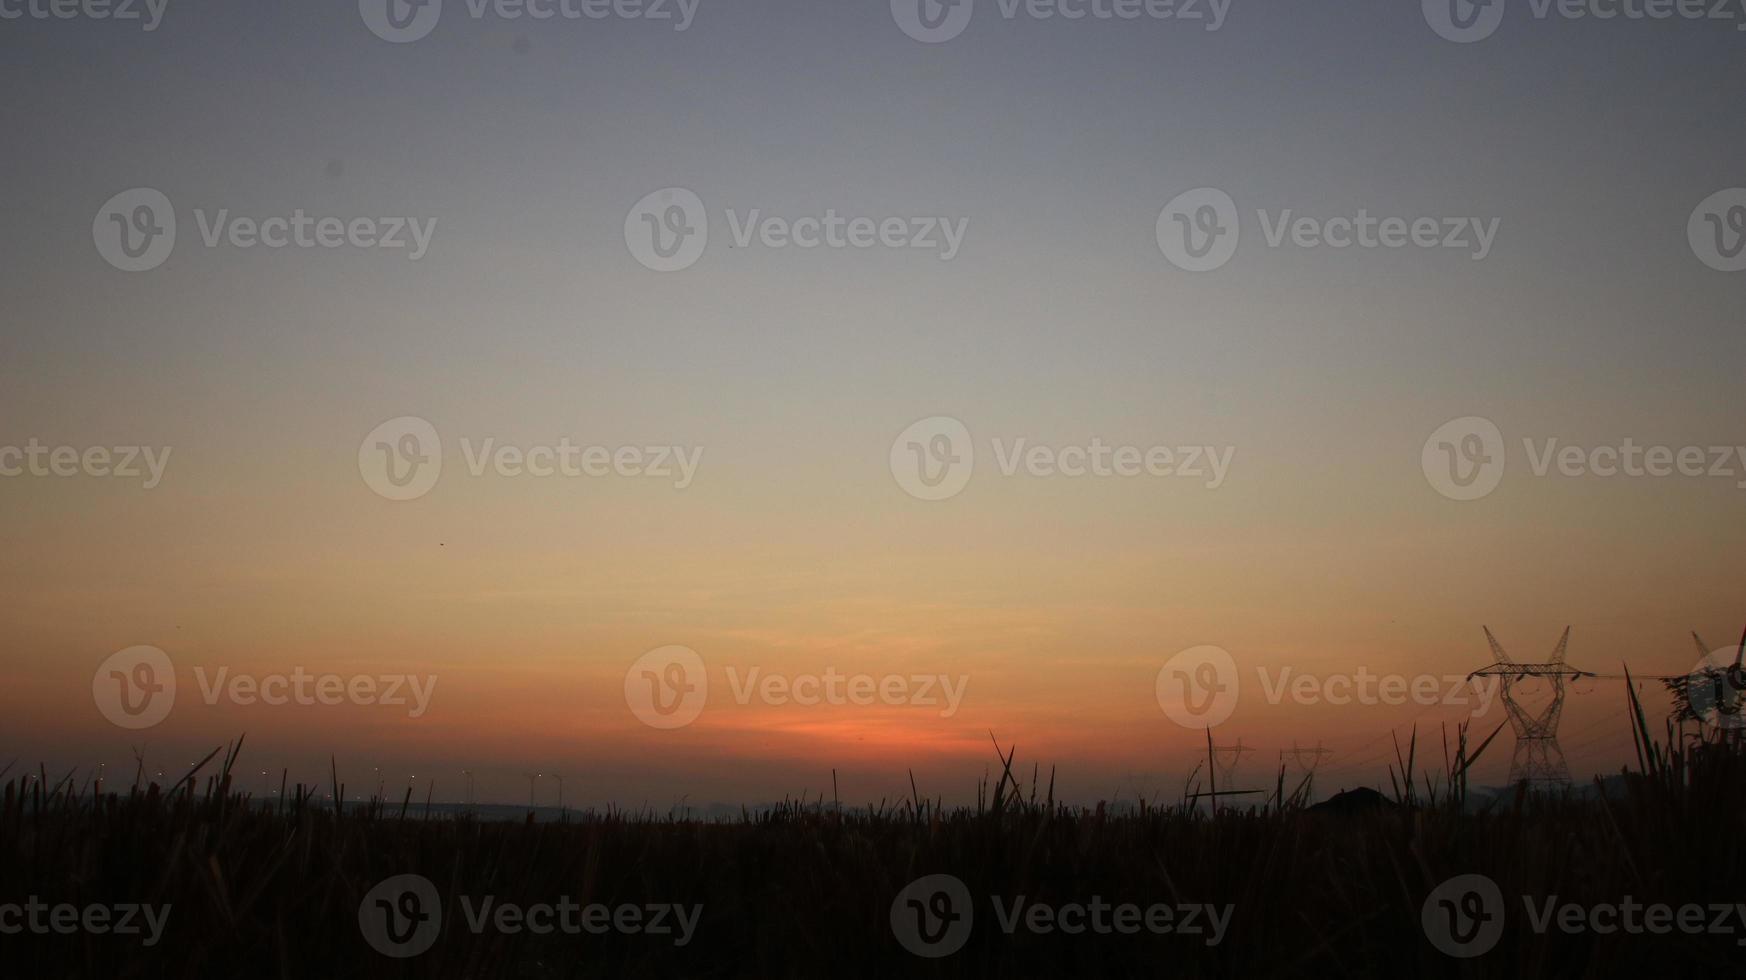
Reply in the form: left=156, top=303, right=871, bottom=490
left=1307, top=786, right=1403, bottom=815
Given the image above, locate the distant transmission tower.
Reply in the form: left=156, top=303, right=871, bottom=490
left=1213, top=738, right=1253, bottom=785
left=1468, top=626, right=1589, bottom=790
left=1280, top=740, right=1330, bottom=774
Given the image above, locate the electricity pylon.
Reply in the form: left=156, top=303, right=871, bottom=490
left=1468, top=626, right=1592, bottom=790
left=1213, top=738, right=1253, bottom=785
left=1280, top=740, right=1330, bottom=774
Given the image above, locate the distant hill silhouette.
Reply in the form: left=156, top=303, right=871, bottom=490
left=1307, top=786, right=1401, bottom=815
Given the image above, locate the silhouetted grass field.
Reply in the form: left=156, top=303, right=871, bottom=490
left=4, top=708, right=1743, bottom=978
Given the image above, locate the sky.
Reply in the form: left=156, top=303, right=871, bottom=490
left=1, top=0, right=1743, bottom=807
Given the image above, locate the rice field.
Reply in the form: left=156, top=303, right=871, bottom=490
left=3, top=701, right=1742, bottom=978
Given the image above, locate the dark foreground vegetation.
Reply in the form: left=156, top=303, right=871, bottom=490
left=4, top=693, right=1743, bottom=978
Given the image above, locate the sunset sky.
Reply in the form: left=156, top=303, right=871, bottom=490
left=2, top=0, right=1743, bottom=806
